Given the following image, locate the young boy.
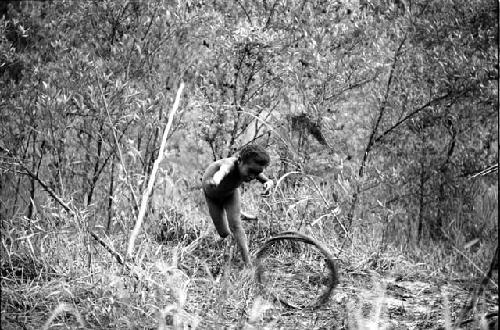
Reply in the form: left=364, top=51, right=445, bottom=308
left=202, top=145, right=273, bottom=267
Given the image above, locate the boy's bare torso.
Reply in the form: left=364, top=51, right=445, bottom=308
left=202, top=157, right=243, bottom=200
left=201, top=146, right=272, bottom=266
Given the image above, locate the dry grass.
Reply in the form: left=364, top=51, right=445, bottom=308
left=1, top=182, right=497, bottom=329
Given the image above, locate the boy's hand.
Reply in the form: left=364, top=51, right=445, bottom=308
left=262, top=179, right=274, bottom=195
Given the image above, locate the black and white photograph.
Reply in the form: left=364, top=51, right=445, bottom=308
left=1, top=0, right=498, bottom=328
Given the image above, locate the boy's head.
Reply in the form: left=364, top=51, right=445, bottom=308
left=239, top=144, right=270, bottom=166
left=237, top=145, right=270, bottom=182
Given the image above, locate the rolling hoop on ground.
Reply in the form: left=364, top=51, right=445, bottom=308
left=254, top=231, right=339, bottom=309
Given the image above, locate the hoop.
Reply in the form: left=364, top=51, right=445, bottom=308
left=254, top=231, right=339, bottom=309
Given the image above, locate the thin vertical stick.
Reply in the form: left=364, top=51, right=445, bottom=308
left=99, top=81, right=140, bottom=215
left=126, top=82, right=185, bottom=259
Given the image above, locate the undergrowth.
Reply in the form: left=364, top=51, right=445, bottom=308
left=1, top=186, right=497, bottom=329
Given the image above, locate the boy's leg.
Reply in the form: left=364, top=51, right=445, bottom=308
left=205, top=195, right=230, bottom=238
left=224, top=189, right=251, bottom=266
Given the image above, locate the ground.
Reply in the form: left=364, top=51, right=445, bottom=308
left=1, top=230, right=497, bottom=329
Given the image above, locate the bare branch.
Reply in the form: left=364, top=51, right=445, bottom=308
left=323, top=74, right=379, bottom=102
left=361, top=34, right=407, bottom=177
left=235, top=0, right=252, bottom=24
left=373, top=91, right=457, bottom=144
left=1, top=145, right=73, bottom=213
left=126, top=82, right=185, bottom=260
left=98, top=80, right=140, bottom=216
left=89, top=230, right=125, bottom=266
left=0, top=145, right=126, bottom=268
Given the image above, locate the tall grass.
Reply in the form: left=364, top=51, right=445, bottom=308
left=1, top=174, right=497, bottom=328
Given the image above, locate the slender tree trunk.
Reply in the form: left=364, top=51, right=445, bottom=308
left=433, top=129, right=456, bottom=240
left=345, top=145, right=371, bottom=229
left=12, top=176, right=22, bottom=217
left=83, top=126, right=92, bottom=207
left=27, top=135, right=43, bottom=219
left=417, top=158, right=425, bottom=242
left=27, top=177, right=35, bottom=219
left=106, top=158, right=115, bottom=233
left=13, top=132, right=33, bottom=217
left=144, top=106, right=163, bottom=183
left=345, top=36, right=406, bottom=230
left=87, top=129, right=103, bottom=206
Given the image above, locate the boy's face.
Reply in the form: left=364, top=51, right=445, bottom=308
left=238, top=159, right=266, bottom=182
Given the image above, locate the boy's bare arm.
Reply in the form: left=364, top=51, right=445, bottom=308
left=256, top=173, right=270, bottom=183
left=257, top=173, right=274, bottom=193
left=210, top=157, right=237, bottom=185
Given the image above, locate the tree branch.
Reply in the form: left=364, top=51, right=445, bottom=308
left=0, top=145, right=127, bottom=267
left=324, top=74, right=379, bottom=102
left=360, top=34, right=407, bottom=177
left=126, top=82, right=185, bottom=259
left=98, top=80, right=140, bottom=216
left=235, top=0, right=252, bottom=24
left=373, top=91, right=461, bottom=145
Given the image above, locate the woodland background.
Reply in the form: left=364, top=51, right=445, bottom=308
left=0, top=0, right=498, bottom=329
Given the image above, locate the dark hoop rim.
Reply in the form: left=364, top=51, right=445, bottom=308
left=254, top=231, right=339, bottom=309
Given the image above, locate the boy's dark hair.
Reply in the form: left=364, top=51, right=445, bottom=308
left=239, top=145, right=270, bottom=166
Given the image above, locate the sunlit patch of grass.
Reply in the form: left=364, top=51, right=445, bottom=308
left=347, top=278, right=389, bottom=330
